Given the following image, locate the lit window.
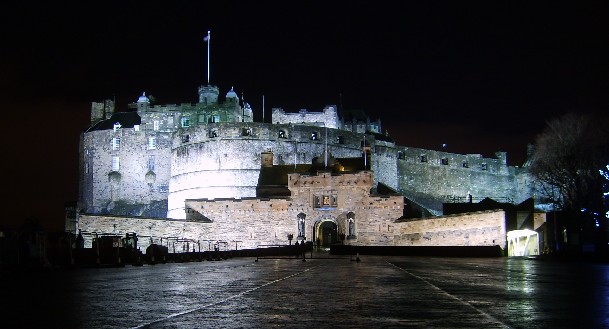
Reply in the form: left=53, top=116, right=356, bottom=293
left=181, top=116, right=190, bottom=128
left=314, top=194, right=337, bottom=208
left=85, top=162, right=89, bottom=174
left=113, top=122, right=121, bottom=131
left=134, top=125, right=140, bottom=132
left=311, top=132, right=318, bottom=140
left=112, top=137, right=120, bottom=150
left=112, top=156, right=120, bottom=171
left=278, top=130, right=287, bottom=139
left=153, top=120, right=160, bottom=131
left=148, top=137, right=156, bottom=150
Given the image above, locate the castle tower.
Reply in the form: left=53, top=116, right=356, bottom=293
left=198, top=85, right=219, bottom=105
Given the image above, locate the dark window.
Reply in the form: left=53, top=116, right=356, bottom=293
left=278, top=130, right=287, bottom=138
left=420, top=155, right=428, bottom=163
left=337, top=136, right=344, bottom=144
left=441, top=158, right=448, bottom=165
left=398, top=151, right=405, bottom=160
left=209, top=130, right=218, bottom=138
left=242, top=128, right=251, bottom=136
left=481, top=163, right=488, bottom=170
left=181, top=134, right=190, bottom=143
left=311, top=132, right=318, bottom=140
left=462, top=161, right=469, bottom=168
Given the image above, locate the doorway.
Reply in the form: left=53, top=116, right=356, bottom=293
left=316, top=220, right=338, bottom=247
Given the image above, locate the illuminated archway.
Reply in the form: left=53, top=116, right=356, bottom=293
left=314, top=217, right=338, bottom=247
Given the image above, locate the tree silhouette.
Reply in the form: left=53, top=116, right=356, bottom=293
left=529, top=112, right=609, bottom=257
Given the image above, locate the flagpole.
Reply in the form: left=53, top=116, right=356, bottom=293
left=262, top=95, right=265, bottom=123
left=325, top=127, right=328, bottom=169
left=364, top=134, right=367, bottom=168
left=205, top=30, right=211, bottom=85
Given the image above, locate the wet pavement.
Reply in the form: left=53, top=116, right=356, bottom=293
left=3, top=251, right=608, bottom=328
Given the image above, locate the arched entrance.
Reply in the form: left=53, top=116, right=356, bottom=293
left=315, top=219, right=338, bottom=247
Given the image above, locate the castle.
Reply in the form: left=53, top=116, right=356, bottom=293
left=71, top=80, right=539, bottom=254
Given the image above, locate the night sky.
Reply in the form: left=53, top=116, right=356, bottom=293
left=1, top=1, right=608, bottom=230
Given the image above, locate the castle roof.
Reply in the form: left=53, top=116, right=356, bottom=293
left=226, top=87, right=238, bottom=99
left=86, top=111, right=142, bottom=132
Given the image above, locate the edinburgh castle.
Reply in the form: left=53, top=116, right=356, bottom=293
left=72, top=82, right=539, bottom=254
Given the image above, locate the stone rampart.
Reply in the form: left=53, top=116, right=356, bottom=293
left=394, top=210, right=506, bottom=249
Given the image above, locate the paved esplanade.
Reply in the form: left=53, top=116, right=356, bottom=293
left=4, top=254, right=608, bottom=328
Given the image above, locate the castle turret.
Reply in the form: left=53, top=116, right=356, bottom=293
left=198, top=85, right=219, bottom=105
left=90, top=99, right=115, bottom=124
left=136, top=92, right=150, bottom=112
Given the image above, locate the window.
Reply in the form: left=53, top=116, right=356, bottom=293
left=336, top=136, right=344, bottom=144
left=278, top=130, right=287, bottom=139
left=311, top=132, right=318, bottom=140
left=113, top=122, right=121, bottom=131
left=181, top=134, right=190, bottom=143
left=398, top=151, right=405, bottom=160
left=181, top=116, right=190, bottom=128
left=420, top=155, right=428, bottom=163
left=112, top=156, right=120, bottom=171
left=209, top=130, right=218, bottom=138
left=153, top=120, right=160, bottom=131
left=148, top=137, right=156, bottom=150
left=85, top=162, right=89, bottom=174
left=134, top=125, right=140, bottom=132
left=241, top=128, right=251, bottom=136
left=441, top=158, right=448, bottom=165
left=462, top=161, right=469, bottom=168
left=147, top=156, right=155, bottom=171
left=158, top=184, right=169, bottom=193
left=314, top=194, right=337, bottom=208
left=112, top=137, right=120, bottom=150
left=481, top=163, right=488, bottom=171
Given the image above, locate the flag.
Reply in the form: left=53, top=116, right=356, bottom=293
left=204, top=35, right=210, bottom=42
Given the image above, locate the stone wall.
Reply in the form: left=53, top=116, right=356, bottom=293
left=80, top=128, right=171, bottom=217
left=396, top=147, right=518, bottom=215
left=76, top=207, right=507, bottom=252
left=271, top=106, right=340, bottom=128
left=80, top=104, right=525, bottom=221
left=394, top=210, right=507, bottom=249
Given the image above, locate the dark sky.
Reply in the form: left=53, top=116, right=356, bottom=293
left=1, top=1, right=608, bottom=230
